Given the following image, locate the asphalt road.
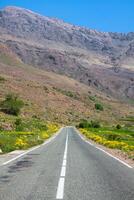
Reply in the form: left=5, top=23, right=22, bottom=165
left=0, top=127, right=134, bottom=200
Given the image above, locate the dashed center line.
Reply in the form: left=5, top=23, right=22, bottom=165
left=56, top=178, right=65, bottom=200
left=56, top=128, right=68, bottom=199
left=62, top=159, right=67, bottom=167
left=60, top=166, right=66, bottom=177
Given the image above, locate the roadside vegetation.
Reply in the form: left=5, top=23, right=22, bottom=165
left=0, top=118, right=59, bottom=153
left=0, top=93, right=59, bottom=153
left=78, top=120, right=134, bottom=160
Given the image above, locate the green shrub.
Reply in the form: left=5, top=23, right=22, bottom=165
left=78, top=120, right=100, bottom=128
left=0, top=76, right=5, bottom=82
left=91, top=120, right=101, bottom=128
left=88, top=95, right=96, bottom=101
left=78, top=122, right=86, bottom=128
left=15, top=118, right=24, bottom=131
left=116, top=124, right=122, bottom=129
left=78, top=120, right=91, bottom=128
left=63, top=90, right=78, bottom=99
left=53, top=87, right=78, bottom=99
left=15, top=118, right=22, bottom=126
left=95, top=103, right=104, bottom=111
left=0, top=94, right=24, bottom=116
left=105, top=134, right=122, bottom=141
left=1, top=143, right=16, bottom=153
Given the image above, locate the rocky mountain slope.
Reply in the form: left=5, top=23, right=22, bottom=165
left=0, top=44, right=134, bottom=125
left=0, top=6, right=134, bottom=100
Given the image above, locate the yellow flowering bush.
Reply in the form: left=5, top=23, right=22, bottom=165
left=80, top=128, right=134, bottom=153
left=9, top=131, right=33, bottom=135
left=40, top=132, right=49, bottom=140
left=79, top=129, right=89, bottom=137
left=39, top=123, right=59, bottom=140
left=102, top=141, right=126, bottom=149
left=15, top=138, right=28, bottom=149
left=47, top=123, right=59, bottom=133
left=122, top=145, right=134, bottom=152
left=0, top=122, right=60, bottom=153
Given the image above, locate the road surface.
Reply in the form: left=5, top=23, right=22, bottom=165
left=0, top=127, right=134, bottom=200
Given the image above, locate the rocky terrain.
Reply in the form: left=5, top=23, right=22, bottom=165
left=0, top=6, right=134, bottom=100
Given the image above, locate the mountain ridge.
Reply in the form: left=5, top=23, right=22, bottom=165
left=0, top=6, right=134, bottom=100
left=3, top=6, right=134, bottom=35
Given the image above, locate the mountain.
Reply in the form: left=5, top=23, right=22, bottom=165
left=0, top=6, right=134, bottom=101
left=0, top=43, right=133, bottom=125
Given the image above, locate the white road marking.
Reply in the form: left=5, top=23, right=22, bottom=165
left=95, top=146, right=133, bottom=169
left=2, top=128, right=63, bottom=166
left=85, top=139, right=93, bottom=146
left=56, top=178, right=65, bottom=199
left=60, top=166, right=66, bottom=177
left=76, top=128, right=133, bottom=169
left=63, top=135, right=68, bottom=160
left=56, top=128, right=68, bottom=199
left=62, top=159, right=66, bottom=167
left=77, top=132, right=93, bottom=146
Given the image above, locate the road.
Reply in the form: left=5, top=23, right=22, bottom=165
left=0, top=127, right=134, bottom=200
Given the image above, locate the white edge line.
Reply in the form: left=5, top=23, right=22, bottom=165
left=2, top=127, right=63, bottom=166
left=95, top=146, right=133, bottom=169
left=75, top=128, right=133, bottom=169
left=56, top=177, right=65, bottom=199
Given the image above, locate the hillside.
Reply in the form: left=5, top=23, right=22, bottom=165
left=0, top=6, right=134, bottom=101
left=0, top=6, right=134, bottom=127
left=0, top=42, right=134, bottom=126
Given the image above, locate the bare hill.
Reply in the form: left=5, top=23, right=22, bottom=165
left=0, top=6, right=134, bottom=100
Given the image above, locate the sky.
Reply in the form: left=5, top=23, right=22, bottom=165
left=0, top=0, right=134, bottom=33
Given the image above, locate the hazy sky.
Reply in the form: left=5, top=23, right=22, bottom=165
left=0, top=0, right=134, bottom=33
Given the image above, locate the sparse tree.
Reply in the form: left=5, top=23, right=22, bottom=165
left=0, top=93, right=24, bottom=116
